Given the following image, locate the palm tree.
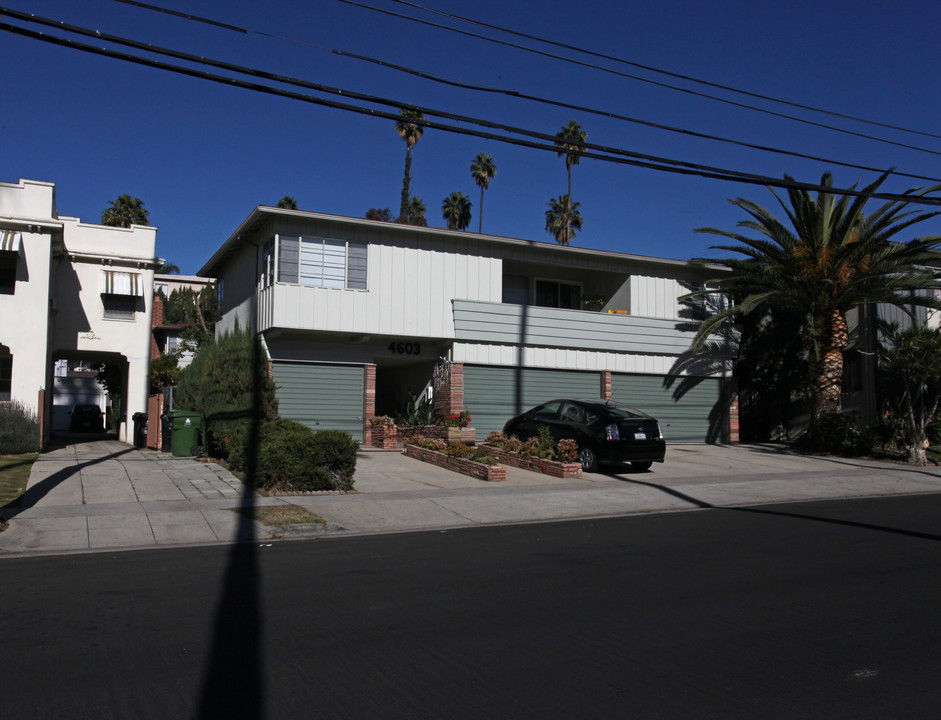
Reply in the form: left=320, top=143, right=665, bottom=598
left=545, top=194, right=583, bottom=245
left=102, top=194, right=149, bottom=227
left=277, top=196, right=298, bottom=209
left=406, top=196, right=428, bottom=227
left=687, top=171, right=941, bottom=425
left=470, top=153, right=497, bottom=233
left=442, top=192, right=473, bottom=231
left=554, top=120, right=587, bottom=238
left=395, top=109, right=426, bottom=223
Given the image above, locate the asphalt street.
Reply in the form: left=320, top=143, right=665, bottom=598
left=3, top=493, right=941, bottom=719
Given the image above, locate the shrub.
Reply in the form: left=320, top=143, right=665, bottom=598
left=505, top=437, right=522, bottom=453
left=406, top=437, right=448, bottom=452
left=394, top=391, right=437, bottom=426
left=802, top=412, right=866, bottom=455
left=446, top=441, right=472, bottom=458
left=467, top=446, right=497, bottom=465
left=0, top=401, right=40, bottom=454
left=175, top=325, right=278, bottom=457
left=234, top=419, right=358, bottom=492
left=369, top=415, right=395, bottom=427
left=556, top=439, right=579, bottom=463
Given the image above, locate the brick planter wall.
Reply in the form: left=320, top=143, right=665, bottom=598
left=396, top=426, right=476, bottom=445
left=370, top=425, right=398, bottom=449
left=482, top=445, right=582, bottom=478
left=404, top=444, right=506, bottom=482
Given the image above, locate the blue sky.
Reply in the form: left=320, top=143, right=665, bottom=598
left=5, top=0, right=941, bottom=274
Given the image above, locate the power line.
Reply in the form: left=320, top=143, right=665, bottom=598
left=337, top=0, right=941, bottom=158
left=390, top=0, right=941, bottom=143
left=4, top=17, right=941, bottom=209
left=99, top=0, right=941, bottom=172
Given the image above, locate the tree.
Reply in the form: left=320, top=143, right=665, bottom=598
left=365, top=207, right=394, bottom=222
left=102, top=194, right=149, bottom=228
left=879, top=325, right=941, bottom=466
left=441, top=191, right=472, bottom=231
left=554, top=120, right=587, bottom=239
left=405, top=196, right=428, bottom=227
left=395, top=109, right=426, bottom=223
left=686, top=171, right=941, bottom=426
left=545, top=194, right=583, bottom=245
left=156, top=261, right=180, bottom=274
left=470, top=153, right=497, bottom=233
left=277, top=196, right=298, bottom=209
left=163, top=285, right=218, bottom=350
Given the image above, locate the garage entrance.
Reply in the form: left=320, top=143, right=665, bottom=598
left=270, top=361, right=366, bottom=441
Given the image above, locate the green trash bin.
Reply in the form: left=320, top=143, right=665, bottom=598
left=170, top=410, right=202, bottom=457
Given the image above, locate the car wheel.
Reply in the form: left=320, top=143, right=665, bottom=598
left=632, top=460, right=653, bottom=471
left=579, top=446, right=598, bottom=473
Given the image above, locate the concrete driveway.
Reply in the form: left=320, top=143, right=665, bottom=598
left=1, top=439, right=938, bottom=556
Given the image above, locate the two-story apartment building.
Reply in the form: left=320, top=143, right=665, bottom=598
left=0, top=178, right=159, bottom=444
left=200, top=207, right=735, bottom=445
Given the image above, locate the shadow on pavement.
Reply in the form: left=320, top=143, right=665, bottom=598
left=1, top=446, right=133, bottom=518
left=604, top=470, right=941, bottom=543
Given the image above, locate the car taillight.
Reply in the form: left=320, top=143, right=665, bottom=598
left=655, top=423, right=664, bottom=441
left=605, top=423, right=620, bottom=441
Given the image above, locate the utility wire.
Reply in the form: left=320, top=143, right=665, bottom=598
left=4, top=17, right=941, bottom=208
left=102, top=0, right=941, bottom=170
left=337, top=0, right=941, bottom=158
left=390, top=0, right=941, bottom=143
left=334, top=48, right=941, bottom=184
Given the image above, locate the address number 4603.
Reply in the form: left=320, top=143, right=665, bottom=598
left=388, top=341, right=421, bottom=355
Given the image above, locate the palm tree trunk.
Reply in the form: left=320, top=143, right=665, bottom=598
left=479, top=187, right=484, bottom=233
left=566, top=163, right=572, bottom=240
left=808, top=309, right=849, bottom=421
left=400, top=149, right=412, bottom=222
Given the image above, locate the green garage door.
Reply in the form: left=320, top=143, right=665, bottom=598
left=271, top=362, right=365, bottom=441
left=462, top=365, right=601, bottom=437
left=611, top=373, right=725, bottom=443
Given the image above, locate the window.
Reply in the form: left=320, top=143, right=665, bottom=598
left=276, top=235, right=367, bottom=289
left=0, top=262, right=14, bottom=294
left=535, top=280, right=581, bottom=309
left=103, top=294, right=138, bottom=320
left=502, top=275, right=529, bottom=305
left=0, top=356, right=11, bottom=402
left=154, top=283, right=168, bottom=297
left=217, top=278, right=224, bottom=309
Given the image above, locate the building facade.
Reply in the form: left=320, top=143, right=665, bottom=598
left=200, top=207, right=735, bottom=445
left=0, top=178, right=159, bottom=444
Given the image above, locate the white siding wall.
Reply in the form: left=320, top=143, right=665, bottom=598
left=630, top=274, right=687, bottom=319
left=268, top=242, right=501, bottom=338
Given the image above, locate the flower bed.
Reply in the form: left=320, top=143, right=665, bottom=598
left=403, top=442, right=506, bottom=482
left=396, top=426, right=476, bottom=445
left=482, top=444, right=582, bottom=478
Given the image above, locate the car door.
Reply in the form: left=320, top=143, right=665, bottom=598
left=519, top=400, right=563, bottom=438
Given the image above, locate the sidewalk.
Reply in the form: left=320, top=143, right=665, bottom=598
left=1, top=439, right=939, bottom=556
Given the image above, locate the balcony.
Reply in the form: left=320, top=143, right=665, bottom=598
left=452, top=299, right=705, bottom=355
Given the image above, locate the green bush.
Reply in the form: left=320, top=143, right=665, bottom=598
left=802, top=412, right=866, bottom=455
left=229, top=419, right=358, bottom=492
left=175, top=325, right=278, bottom=457
left=0, top=401, right=40, bottom=454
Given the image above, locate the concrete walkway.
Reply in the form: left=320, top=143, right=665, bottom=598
left=1, top=439, right=939, bottom=556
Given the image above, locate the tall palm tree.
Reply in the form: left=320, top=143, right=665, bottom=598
left=554, top=120, right=587, bottom=238
left=470, top=153, right=497, bottom=233
left=545, top=194, right=583, bottom=245
left=102, top=194, right=149, bottom=227
left=442, top=192, right=473, bottom=231
left=395, top=109, right=426, bottom=223
left=406, top=196, right=428, bottom=227
left=687, top=171, right=941, bottom=424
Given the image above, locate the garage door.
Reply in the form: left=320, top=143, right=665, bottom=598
left=611, top=373, right=725, bottom=443
left=462, top=365, right=601, bottom=437
left=271, top=362, right=365, bottom=441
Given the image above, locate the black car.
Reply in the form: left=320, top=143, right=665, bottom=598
left=69, top=404, right=105, bottom=433
left=502, top=398, right=666, bottom=472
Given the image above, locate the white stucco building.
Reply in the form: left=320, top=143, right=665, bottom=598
left=0, top=178, right=160, bottom=444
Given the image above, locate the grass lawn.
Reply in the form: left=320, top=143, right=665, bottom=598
left=0, top=454, right=38, bottom=521
left=230, top=504, right=326, bottom=527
